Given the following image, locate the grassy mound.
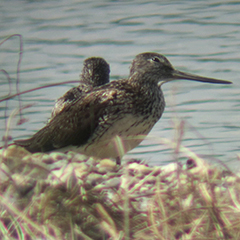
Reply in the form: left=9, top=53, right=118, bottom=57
left=0, top=145, right=239, bottom=239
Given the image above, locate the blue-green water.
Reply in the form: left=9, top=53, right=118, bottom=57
left=0, top=0, right=239, bottom=169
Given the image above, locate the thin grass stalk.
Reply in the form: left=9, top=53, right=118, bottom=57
left=0, top=220, right=12, bottom=240
left=149, top=201, right=165, bottom=240
left=123, top=164, right=130, bottom=239
left=155, top=176, right=169, bottom=238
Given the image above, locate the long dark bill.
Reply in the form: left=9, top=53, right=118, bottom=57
left=172, top=70, right=232, bottom=84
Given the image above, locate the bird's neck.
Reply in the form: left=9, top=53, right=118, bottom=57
left=129, top=71, right=159, bottom=89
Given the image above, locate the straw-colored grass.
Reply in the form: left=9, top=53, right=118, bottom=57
left=0, top=144, right=239, bottom=240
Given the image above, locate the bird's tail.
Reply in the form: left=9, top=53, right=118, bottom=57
left=14, top=138, right=32, bottom=147
left=14, top=138, right=38, bottom=153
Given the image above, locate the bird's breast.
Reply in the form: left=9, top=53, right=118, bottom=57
left=56, top=87, right=165, bottom=160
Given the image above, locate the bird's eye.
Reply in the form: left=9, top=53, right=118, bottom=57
left=151, top=57, right=160, bottom=63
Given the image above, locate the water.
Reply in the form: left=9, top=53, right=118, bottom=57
left=0, top=0, right=239, bottom=170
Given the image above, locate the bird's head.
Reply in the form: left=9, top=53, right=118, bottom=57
left=129, top=52, right=232, bottom=86
left=81, top=57, right=110, bottom=86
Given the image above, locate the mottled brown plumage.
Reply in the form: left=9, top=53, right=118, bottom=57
left=15, top=52, right=232, bottom=164
left=51, top=57, right=110, bottom=118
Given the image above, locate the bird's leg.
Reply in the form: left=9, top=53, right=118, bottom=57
left=116, top=156, right=121, bottom=165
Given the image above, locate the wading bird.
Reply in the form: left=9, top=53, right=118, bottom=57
left=15, top=52, right=232, bottom=164
left=51, top=57, right=110, bottom=118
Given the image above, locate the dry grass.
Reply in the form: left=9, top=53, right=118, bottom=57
left=0, top=144, right=239, bottom=240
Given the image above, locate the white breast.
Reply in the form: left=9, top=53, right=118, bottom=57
left=59, top=114, right=155, bottom=159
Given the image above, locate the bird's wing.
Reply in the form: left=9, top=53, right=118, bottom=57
left=14, top=87, right=120, bottom=153
left=51, top=85, right=90, bottom=118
